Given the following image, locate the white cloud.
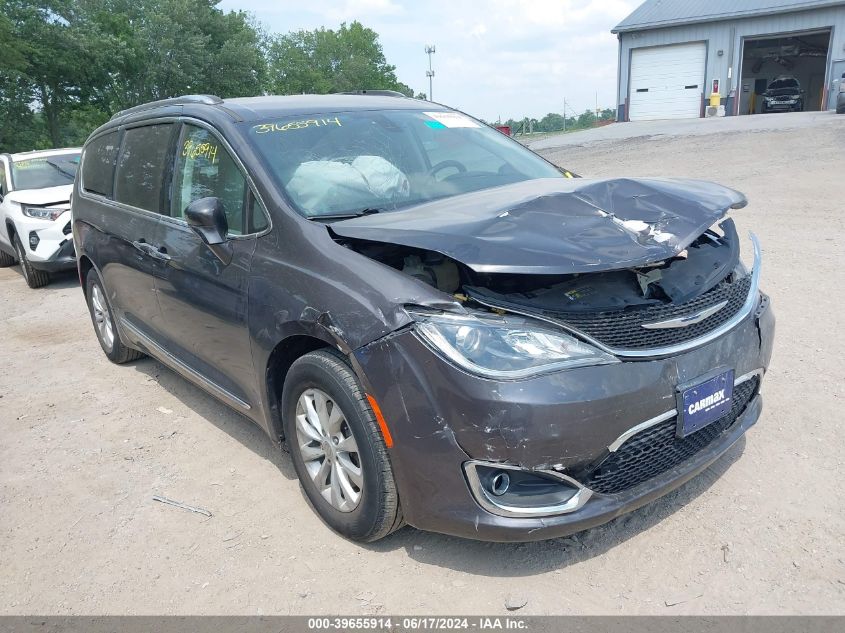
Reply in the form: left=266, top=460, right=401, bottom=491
left=219, top=0, right=640, bottom=120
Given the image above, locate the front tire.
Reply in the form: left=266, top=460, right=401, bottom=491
left=85, top=270, right=143, bottom=364
left=0, top=247, right=15, bottom=267
left=282, top=349, right=402, bottom=542
left=14, top=234, right=49, bottom=288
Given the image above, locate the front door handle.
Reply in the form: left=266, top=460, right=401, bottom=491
left=146, top=245, right=171, bottom=262
left=132, top=240, right=171, bottom=262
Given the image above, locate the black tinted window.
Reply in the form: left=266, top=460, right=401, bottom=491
left=115, top=124, right=174, bottom=213
left=768, top=78, right=798, bottom=89
left=82, top=132, right=120, bottom=197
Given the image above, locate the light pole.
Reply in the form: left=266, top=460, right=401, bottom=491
left=425, top=44, right=436, bottom=101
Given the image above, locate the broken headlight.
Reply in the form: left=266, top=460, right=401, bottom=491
left=409, top=310, right=618, bottom=379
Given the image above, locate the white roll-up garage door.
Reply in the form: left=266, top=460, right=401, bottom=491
left=629, top=42, right=706, bottom=121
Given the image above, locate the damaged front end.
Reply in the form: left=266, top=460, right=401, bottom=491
left=337, top=177, right=773, bottom=538
left=334, top=177, right=761, bottom=362
left=463, top=224, right=761, bottom=359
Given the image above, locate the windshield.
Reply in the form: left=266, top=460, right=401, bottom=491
left=11, top=154, right=80, bottom=191
left=767, top=78, right=799, bottom=91
left=245, top=109, right=566, bottom=218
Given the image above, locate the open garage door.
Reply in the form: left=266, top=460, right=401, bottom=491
left=629, top=42, right=706, bottom=121
left=739, top=30, right=831, bottom=115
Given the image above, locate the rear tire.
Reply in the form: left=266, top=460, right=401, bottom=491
left=282, top=349, right=403, bottom=542
left=85, top=270, right=144, bottom=364
left=14, top=234, right=49, bottom=288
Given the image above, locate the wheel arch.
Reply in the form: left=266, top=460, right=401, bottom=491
left=5, top=219, right=17, bottom=243
left=265, top=334, right=335, bottom=442
left=77, top=254, right=95, bottom=296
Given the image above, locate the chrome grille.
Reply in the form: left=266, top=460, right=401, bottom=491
left=550, top=275, right=752, bottom=351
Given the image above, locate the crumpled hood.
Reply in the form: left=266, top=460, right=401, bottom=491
left=5, top=184, right=72, bottom=207
left=331, top=177, right=747, bottom=274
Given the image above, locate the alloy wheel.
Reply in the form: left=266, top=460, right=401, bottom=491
left=14, top=239, right=29, bottom=283
left=294, top=388, right=363, bottom=512
left=90, top=283, right=115, bottom=352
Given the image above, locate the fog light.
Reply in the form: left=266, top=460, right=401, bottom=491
left=28, top=232, right=39, bottom=251
left=464, top=461, right=592, bottom=517
left=490, top=471, right=510, bottom=496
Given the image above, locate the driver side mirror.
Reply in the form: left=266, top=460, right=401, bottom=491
left=185, top=197, right=232, bottom=265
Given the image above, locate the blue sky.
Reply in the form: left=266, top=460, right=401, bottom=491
left=218, top=0, right=639, bottom=122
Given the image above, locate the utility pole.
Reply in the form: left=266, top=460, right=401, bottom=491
left=425, top=44, right=436, bottom=101
left=563, top=96, right=566, bottom=132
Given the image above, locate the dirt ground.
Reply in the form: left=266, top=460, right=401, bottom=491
left=1, top=112, right=844, bottom=615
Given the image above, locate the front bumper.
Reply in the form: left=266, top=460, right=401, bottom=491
left=29, top=237, right=76, bottom=272
left=355, top=293, right=774, bottom=542
left=18, top=213, right=76, bottom=272
left=764, top=100, right=798, bottom=110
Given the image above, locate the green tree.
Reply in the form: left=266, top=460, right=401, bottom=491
left=81, top=0, right=266, bottom=112
left=537, top=112, right=565, bottom=132
left=267, top=21, right=408, bottom=95
left=599, top=107, right=615, bottom=121
left=576, top=109, right=596, bottom=128
left=0, top=0, right=266, bottom=151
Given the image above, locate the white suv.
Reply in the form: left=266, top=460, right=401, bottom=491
left=0, top=148, right=81, bottom=288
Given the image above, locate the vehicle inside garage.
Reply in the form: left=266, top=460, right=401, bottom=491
left=738, top=30, right=831, bottom=115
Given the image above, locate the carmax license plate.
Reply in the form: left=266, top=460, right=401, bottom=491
left=677, top=369, right=734, bottom=437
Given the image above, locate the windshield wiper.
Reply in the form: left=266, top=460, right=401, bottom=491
left=309, top=207, right=384, bottom=221
left=45, top=159, right=76, bottom=180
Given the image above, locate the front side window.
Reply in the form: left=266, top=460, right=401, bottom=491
left=10, top=153, right=80, bottom=191
left=245, top=109, right=565, bottom=219
left=114, top=124, right=174, bottom=213
left=172, top=124, right=266, bottom=235
left=82, top=131, right=120, bottom=198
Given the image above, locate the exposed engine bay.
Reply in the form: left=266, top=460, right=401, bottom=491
left=327, top=177, right=756, bottom=353
left=333, top=218, right=741, bottom=315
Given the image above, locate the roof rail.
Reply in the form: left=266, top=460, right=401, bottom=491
left=334, top=90, right=409, bottom=97
left=111, top=94, right=223, bottom=120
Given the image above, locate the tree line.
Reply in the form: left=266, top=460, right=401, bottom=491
left=499, top=108, right=617, bottom=135
left=0, top=0, right=418, bottom=152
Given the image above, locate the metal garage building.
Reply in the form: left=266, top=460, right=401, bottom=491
left=613, top=0, right=845, bottom=120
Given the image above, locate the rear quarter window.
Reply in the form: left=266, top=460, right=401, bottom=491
left=82, top=131, right=120, bottom=198
left=114, top=124, right=174, bottom=213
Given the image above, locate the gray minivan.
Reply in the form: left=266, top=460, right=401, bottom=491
left=72, top=94, right=774, bottom=542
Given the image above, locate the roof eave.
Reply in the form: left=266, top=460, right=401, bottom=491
left=612, top=0, right=845, bottom=35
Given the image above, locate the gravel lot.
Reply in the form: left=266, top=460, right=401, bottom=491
left=2, top=112, right=844, bottom=615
